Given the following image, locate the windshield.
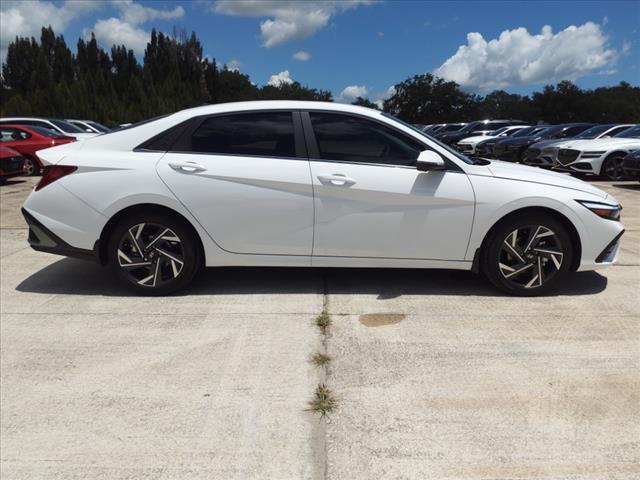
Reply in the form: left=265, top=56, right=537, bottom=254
left=492, top=127, right=511, bottom=136
left=614, top=125, right=640, bottom=138
left=86, top=121, right=110, bottom=132
left=458, top=121, right=483, bottom=133
left=383, top=112, right=476, bottom=165
left=49, top=119, right=84, bottom=133
left=29, top=126, right=69, bottom=138
left=535, top=125, right=568, bottom=138
left=573, top=125, right=611, bottom=139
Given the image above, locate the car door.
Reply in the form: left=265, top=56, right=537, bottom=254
left=304, top=111, right=475, bottom=260
left=157, top=110, right=314, bottom=256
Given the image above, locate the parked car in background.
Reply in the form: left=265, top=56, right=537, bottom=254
left=456, top=125, right=530, bottom=155
left=553, top=125, right=640, bottom=180
left=22, top=101, right=624, bottom=297
left=622, top=150, right=640, bottom=181
left=66, top=119, right=111, bottom=134
left=524, top=124, right=634, bottom=168
left=0, top=146, right=26, bottom=183
left=0, top=117, right=97, bottom=140
left=427, top=123, right=467, bottom=136
left=475, top=126, right=549, bottom=158
left=0, top=125, right=76, bottom=175
left=437, top=119, right=528, bottom=146
left=493, top=123, right=594, bottom=163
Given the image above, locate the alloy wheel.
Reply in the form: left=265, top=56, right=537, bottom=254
left=603, top=157, right=625, bottom=181
left=116, top=222, right=184, bottom=287
left=24, top=158, right=36, bottom=176
left=498, top=225, right=564, bottom=289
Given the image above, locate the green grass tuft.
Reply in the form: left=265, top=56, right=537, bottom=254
left=307, top=383, right=337, bottom=417
left=311, top=352, right=331, bottom=367
left=315, top=311, right=332, bottom=334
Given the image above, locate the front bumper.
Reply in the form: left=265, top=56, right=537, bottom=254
left=22, top=208, right=99, bottom=262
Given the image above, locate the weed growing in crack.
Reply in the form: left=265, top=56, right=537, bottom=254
left=307, top=383, right=337, bottom=417
left=311, top=352, right=331, bottom=368
left=315, top=311, right=332, bottom=334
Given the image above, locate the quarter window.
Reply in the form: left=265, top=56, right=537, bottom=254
left=188, top=112, right=296, bottom=158
left=309, top=112, right=422, bottom=166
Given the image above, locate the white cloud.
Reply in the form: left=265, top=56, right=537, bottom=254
left=292, top=50, right=311, bottom=61
left=434, top=22, right=618, bottom=91
left=377, top=31, right=384, bottom=38
left=88, top=0, right=185, bottom=54
left=226, top=59, right=241, bottom=71
left=112, top=0, right=184, bottom=24
left=338, top=84, right=368, bottom=102
left=267, top=69, right=294, bottom=86
left=92, top=17, right=150, bottom=54
left=0, top=0, right=100, bottom=62
left=213, top=0, right=374, bottom=48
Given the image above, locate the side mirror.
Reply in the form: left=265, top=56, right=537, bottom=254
left=416, top=150, right=446, bottom=172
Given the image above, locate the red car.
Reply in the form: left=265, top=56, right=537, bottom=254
left=0, top=124, right=76, bottom=175
left=0, top=146, right=26, bottom=183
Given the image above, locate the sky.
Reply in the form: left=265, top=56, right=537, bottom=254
left=1, top=0, right=638, bottom=104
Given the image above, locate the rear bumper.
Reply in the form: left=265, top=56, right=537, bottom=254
left=22, top=208, right=99, bottom=262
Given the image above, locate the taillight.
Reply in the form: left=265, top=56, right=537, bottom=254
left=35, top=165, right=77, bottom=191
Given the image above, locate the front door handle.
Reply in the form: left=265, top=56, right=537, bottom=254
left=168, top=161, right=207, bottom=173
left=317, top=174, right=356, bottom=187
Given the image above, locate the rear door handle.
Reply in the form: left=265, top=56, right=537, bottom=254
left=317, top=174, right=356, bottom=187
left=168, top=161, right=207, bottom=173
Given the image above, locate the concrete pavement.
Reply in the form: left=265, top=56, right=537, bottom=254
left=1, top=177, right=639, bottom=479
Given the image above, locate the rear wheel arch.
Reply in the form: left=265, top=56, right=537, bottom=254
left=477, top=206, right=582, bottom=273
left=97, top=204, right=205, bottom=266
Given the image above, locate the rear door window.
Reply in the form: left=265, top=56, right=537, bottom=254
left=184, top=112, right=297, bottom=158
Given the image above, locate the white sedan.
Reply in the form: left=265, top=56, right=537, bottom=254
left=23, top=101, right=624, bottom=296
left=553, top=125, right=640, bottom=180
left=456, top=125, right=529, bottom=155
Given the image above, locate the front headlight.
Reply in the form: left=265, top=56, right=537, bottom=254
left=576, top=200, right=622, bottom=221
left=581, top=151, right=606, bottom=159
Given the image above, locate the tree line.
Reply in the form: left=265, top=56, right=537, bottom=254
left=1, top=27, right=638, bottom=126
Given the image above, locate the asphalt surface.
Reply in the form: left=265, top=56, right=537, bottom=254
left=1, top=176, right=639, bottom=479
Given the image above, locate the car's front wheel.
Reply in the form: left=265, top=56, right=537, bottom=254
left=481, top=213, right=573, bottom=296
left=600, top=154, right=627, bottom=181
left=107, top=213, right=202, bottom=295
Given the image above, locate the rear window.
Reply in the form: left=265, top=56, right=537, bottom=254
left=49, top=119, right=84, bottom=133
left=28, top=126, right=69, bottom=138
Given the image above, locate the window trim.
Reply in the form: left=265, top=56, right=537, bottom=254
left=301, top=109, right=462, bottom=171
left=159, top=109, right=308, bottom=160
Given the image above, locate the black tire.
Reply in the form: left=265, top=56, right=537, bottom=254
left=600, top=154, right=627, bottom=181
left=23, top=157, right=40, bottom=176
left=107, top=212, right=202, bottom=295
left=481, top=213, right=573, bottom=296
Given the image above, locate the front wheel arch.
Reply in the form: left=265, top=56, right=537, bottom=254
left=476, top=207, right=582, bottom=274
left=97, top=204, right=205, bottom=267
left=600, top=151, right=629, bottom=178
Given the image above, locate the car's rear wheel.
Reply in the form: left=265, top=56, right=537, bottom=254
left=481, top=214, right=573, bottom=296
left=601, top=154, right=627, bottom=181
left=23, top=157, right=40, bottom=176
left=107, top=213, right=202, bottom=295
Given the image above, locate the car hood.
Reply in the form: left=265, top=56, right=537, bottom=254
left=486, top=160, right=608, bottom=199
left=65, top=132, right=98, bottom=140
left=459, top=135, right=496, bottom=144
left=552, top=137, right=640, bottom=151
left=528, top=139, right=567, bottom=150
